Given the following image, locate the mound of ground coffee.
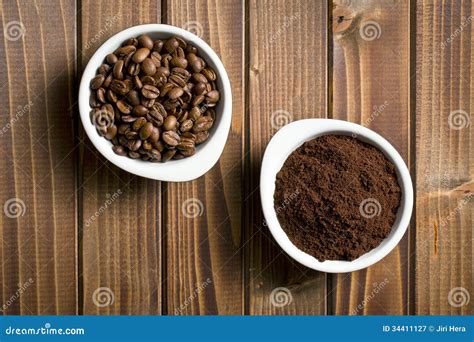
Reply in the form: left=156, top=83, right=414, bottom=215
left=274, top=135, right=401, bottom=261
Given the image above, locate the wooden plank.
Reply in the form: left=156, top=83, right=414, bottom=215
left=247, top=0, right=328, bottom=315
left=0, top=0, right=77, bottom=314
left=416, top=0, right=473, bottom=315
left=331, top=0, right=411, bottom=314
left=164, top=0, right=244, bottom=315
left=80, top=0, right=162, bottom=315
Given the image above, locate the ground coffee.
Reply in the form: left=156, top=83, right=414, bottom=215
left=274, top=135, right=402, bottom=261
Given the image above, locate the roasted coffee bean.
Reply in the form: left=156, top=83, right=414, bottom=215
left=162, top=149, right=176, bottom=162
left=192, top=116, right=213, bottom=133
left=142, top=84, right=160, bottom=99
left=164, top=37, right=179, bottom=53
left=168, top=87, right=184, bottom=100
left=132, top=47, right=150, bottom=63
left=116, top=100, right=132, bottom=114
left=206, top=90, right=220, bottom=103
left=90, top=35, right=221, bottom=162
left=163, top=115, right=177, bottom=131
left=162, top=130, right=180, bottom=146
left=127, top=90, right=141, bottom=106
left=133, top=105, right=148, bottom=117
left=139, top=122, right=154, bottom=140
left=90, top=74, right=105, bottom=89
left=110, top=79, right=129, bottom=95
left=113, top=145, right=127, bottom=156
left=179, top=119, right=193, bottom=132
left=107, top=89, right=118, bottom=103
left=132, top=117, right=147, bottom=131
left=98, top=64, right=110, bottom=75
left=194, top=130, right=210, bottom=144
left=113, top=60, right=124, bottom=79
left=138, top=34, right=154, bottom=50
left=141, top=58, right=156, bottom=76
left=202, top=67, right=217, bottom=81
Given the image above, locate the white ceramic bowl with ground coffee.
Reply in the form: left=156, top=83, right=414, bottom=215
left=260, top=119, right=413, bottom=273
left=79, top=24, right=232, bottom=181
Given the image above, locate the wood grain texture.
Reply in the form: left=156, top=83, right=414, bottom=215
left=164, top=0, right=244, bottom=315
left=80, top=0, right=162, bottom=315
left=0, top=0, right=77, bottom=314
left=415, top=0, right=473, bottom=315
left=247, top=0, right=328, bottom=315
left=331, top=0, right=410, bottom=314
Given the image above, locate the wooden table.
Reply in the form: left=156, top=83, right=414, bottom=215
left=0, top=0, right=472, bottom=315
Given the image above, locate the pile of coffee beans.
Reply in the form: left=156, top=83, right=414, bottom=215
left=89, top=34, right=220, bottom=162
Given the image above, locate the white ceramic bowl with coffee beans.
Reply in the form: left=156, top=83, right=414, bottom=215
left=260, top=119, right=413, bottom=273
left=79, top=24, right=232, bottom=181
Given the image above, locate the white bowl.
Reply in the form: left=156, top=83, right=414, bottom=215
left=260, top=119, right=413, bottom=273
left=79, top=24, right=232, bottom=181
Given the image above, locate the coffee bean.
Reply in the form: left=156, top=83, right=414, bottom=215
left=163, top=115, right=177, bottom=131
left=192, top=116, right=213, bottom=133
left=195, top=130, right=210, bottom=144
left=139, top=122, right=154, bottom=140
left=168, top=87, right=184, bottom=100
left=141, top=58, right=157, bottom=76
left=142, top=84, right=160, bottom=99
left=179, top=119, right=193, bottom=132
left=164, top=38, right=179, bottom=53
left=162, top=130, right=180, bottom=146
left=133, top=105, right=149, bottom=117
left=132, top=48, right=150, bottom=63
left=90, top=35, right=221, bottom=162
left=90, top=74, right=105, bottom=89
left=138, top=34, right=154, bottom=50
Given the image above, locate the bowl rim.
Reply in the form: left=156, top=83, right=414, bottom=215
left=79, top=24, right=232, bottom=182
left=260, top=118, right=414, bottom=273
